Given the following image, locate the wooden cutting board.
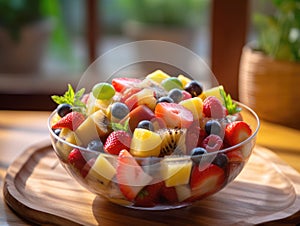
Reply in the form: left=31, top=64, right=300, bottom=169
left=3, top=140, right=300, bottom=226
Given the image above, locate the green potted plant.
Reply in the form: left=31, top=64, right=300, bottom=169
left=119, top=0, right=208, bottom=47
left=0, top=0, right=63, bottom=74
left=239, top=0, right=300, bottom=129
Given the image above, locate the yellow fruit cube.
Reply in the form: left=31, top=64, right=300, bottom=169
left=179, top=97, right=203, bottom=120
left=130, top=128, right=162, bottom=157
left=201, top=85, right=225, bottom=103
left=177, top=74, right=191, bottom=88
left=146, top=70, right=170, bottom=84
left=75, top=116, right=100, bottom=146
left=87, top=154, right=116, bottom=187
left=162, top=159, right=192, bottom=187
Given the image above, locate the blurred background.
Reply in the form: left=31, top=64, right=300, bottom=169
left=0, top=0, right=273, bottom=111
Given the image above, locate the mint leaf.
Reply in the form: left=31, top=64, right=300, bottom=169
left=220, top=88, right=241, bottom=114
left=111, top=118, right=130, bottom=132
left=51, top=84, right=86, bottom=111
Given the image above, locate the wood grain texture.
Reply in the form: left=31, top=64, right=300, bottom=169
left=3, top=140, right=300, bottom=226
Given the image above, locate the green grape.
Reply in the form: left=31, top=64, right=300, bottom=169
left=92, top=82, right=115, bottom=100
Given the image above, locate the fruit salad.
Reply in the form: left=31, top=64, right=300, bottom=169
left=48, top=69, right=259, bottom=209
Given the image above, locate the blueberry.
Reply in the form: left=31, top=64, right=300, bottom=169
left=87, top=140, right=104, bottom=152
left=184, top=80, right=203, bottom=97
left=168, top=88, right=183, bottom=103
left=57, top=103, right=72, bottom=117
left=190, top=147, right=207, bottom=164
left=111, top=102, right=129, bottom=120
left=157, top=96, right=174, bottom=103
left=205, top=120, right=222, bottom=136
left=212, top=153, right=228, bottom=169
left=53, top=129, right=61, bottom=136
left=137, top=120, right=154, bottom=131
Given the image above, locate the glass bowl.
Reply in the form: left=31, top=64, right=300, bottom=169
left=48, top=101, right=259, bottom=210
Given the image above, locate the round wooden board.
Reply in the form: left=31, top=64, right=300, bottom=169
left=3, top=140, right=300, bottom=225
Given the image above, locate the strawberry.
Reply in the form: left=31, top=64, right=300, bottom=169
left=68, top=148, right=87, bottom=172
left=201, top=134, right=223, bottom=152
left=134, top=181, right=163, bottom=207
left=81, top=158, right=96, bottom=178
left=116, top=150, right=153, bottom=201
left=104, top=130, right=131, bottom=155
left=112, top=77, right=142, bottom=93
left=155, top=102, right=194, bottom=128
left=120, top=87, right=142, bottom=103
left=52, top=111, right=85, bottom=131
left=202, top=96, right=226, bottom=119
left=190, top=164, right=225, bottom=198
left=226, top=150, right=244, bottom=163
left=225, top=121, right=252, bottom=146
left=160, top=184, right=178, bottom=203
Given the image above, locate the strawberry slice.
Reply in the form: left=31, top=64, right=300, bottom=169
left=155, top=102, right=193, bottom=128
left=160, top=184, right=178, bottom=203
left=225, top=121, right=252, bottom=146
left=134, top=181, right=163, bottom=207
left=104, top=131, right=131, bottom=155
left=190, top=164, right=225, bottom=198
left=112, top=77, right=142, bottom=93
left=68, top=148, right=87, bottom=172
left=52, top=111, right=85, bottom=131
left=120, top=87, right=142, bottom=103
left=226, top=150, right=244, bottom=163
left=116, top=150, right=153, bottom=201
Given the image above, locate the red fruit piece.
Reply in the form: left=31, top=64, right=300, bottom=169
left=186, top=125, right=205, bottom=153
left=226, top=150, right=244, bottom=163
left=116, top=150, right=153, bottom=201
left=52, top=111, right=85, bottom=131
left=112, top=77, right=142, bottom=93
left=81, top=158, right=96, bottom=178
left=160, top=184, right=178, bottom=203
left=201, top=134, right=223, bottom=152
left=181, top=90, right=192, bottom=101
left=225, top=121, right=252, bottom=146
left=190, top=164, right=225, bottom=198
left=68, top=148, right=87, bottom=172
left=120, top=87, right=142, bottom=103
left=134, top=181, right=163, bottom=207
left=155, top=102, right=193, bottom=128
left=104, top=131, right=131, bottom=155
left=127, top=105, right=155, bottom=132
left=203, top=96, right=225, bottom=119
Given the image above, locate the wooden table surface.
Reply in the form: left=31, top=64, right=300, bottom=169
left=1, top=110, right=300, bottom=225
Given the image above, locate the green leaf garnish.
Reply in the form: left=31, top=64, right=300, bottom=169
left=220, top=88, right=241, bottom=115
left=51, top=84, right=86, bottom=111
left=111, top=118, right=130, bottom=132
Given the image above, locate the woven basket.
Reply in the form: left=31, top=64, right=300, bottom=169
left=239, top=44, right=300, bottom=129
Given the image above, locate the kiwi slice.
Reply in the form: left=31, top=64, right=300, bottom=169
left=157, top=128, right=187, bottom=157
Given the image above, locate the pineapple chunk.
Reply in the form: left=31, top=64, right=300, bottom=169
left=56, top=128, right=82, bottom=161
left=87, top=154, right=116, bottom=187
left=146, top=70, right=170, bottom=84
left=179, top=97, right=203, bottom=120
left=162, top=159, right=192, bottom=187
left=75, top=116, right=100, bottom=146
left=177, top=74, right=191, bottom=88
left=130, top=128, right=162, bottom=157
left=200, top=85, right=224, bottom=103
